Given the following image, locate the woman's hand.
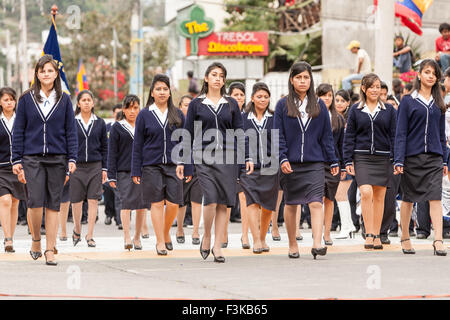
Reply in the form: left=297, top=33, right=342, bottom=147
left=12, top=163, right=23, bottom=175
left=331, top=166, right=339, bottom=176
left=64, top=175, right=69, bottom=186
left=132, top=177, right=141, bottom=185
left=394, top=166, right=403, bottom=175
left=102, top=171, right=108, bottom=184
left=340, top=171, right=347, bottom=180
left=444, top=166, right=448, bottom=176
left=281, top=161, right=293, bottom=174
left=17, top=171, right=26, bottom=184
left=346, top=164, right=355, bottom=176
left=109, top=181, right=117, bottom=189
left=69, top=162, right=76, bottom=174
left=176, top=165, right=185, bottom=180
left=246, top=161, right=254, bottom=175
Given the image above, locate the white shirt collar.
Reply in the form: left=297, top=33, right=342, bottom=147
left=148, top=103, right=168, bottom=126
left=37, top=89, right=57, bottom=118
left=247, top=110, right=272, bottom=127
left=1, top=112, right=15, bottom=132
left=199, top=94, right=229, bottom=111
left=75, top=113, right=97, bottom=131
left=411, top=90, right=434, bottom=105
left=119, top=119, right=135, bottom=137
left=296, top=96, right=309, bottom=122
left=360, top=103, right=382, bottom=116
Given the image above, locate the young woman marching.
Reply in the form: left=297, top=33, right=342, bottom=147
left=274, top=61, right=339, bottom=259
left=333, top=89, right=357, bottom=239
left=227, top=82, right=250, bottom=249
left=177, top=62, right=253, bottom=263
left=316, top=84, right=346, bottom=246
left=0, top=88, right=26, bottom=253
left=343, top=73, right=397, bottom=250
left=132, top=74, right=186, bottom=255
left=71, top=90, right=108, bottom=248
left=240, top=82, right=279, bottom=253
left=175, top=95, right=203, bottom=245
left=394, top=59, right=448, bottom=256
left=108, top=95, right=148, bottom=251
left=12, top=54, right=78, bottom=266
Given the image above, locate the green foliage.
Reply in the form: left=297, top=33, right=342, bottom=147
left=223, top=0, right=322, bottom=71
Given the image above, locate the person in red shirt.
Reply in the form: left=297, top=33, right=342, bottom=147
left=435, top=23, right=450, bottom=72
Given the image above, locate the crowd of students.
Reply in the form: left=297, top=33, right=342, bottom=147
left=1, top=53, right=450, bottom=265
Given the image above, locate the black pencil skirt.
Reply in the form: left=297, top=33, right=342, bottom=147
left=0, top=166, right=26, bottom=200
left=324, top=164, right=340, bottom=201
left=401, top=153, right=443, bottom=203
left=195, top=163, right=238, bottom=207
left=22, top=155, right=67, bottom=211
left=239, top=168, right=279, bottom=211
left=354, top=154, right=392, bottom=187
left=141, top=164, right=183, bottom=205
left=69, top=161, right=103, bottom=203
left=61, top=180, right=70, bottom=203
left=182, top=175, right=203, bottom=206
left=117, top=171, right=149, bottom=210
left=280, top=162, right=324, bottom=205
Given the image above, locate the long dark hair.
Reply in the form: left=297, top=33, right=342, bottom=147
left=0, top=87, right=17, bottom=115
left=316, top=83, right=343, bottom=132
left=286, top=61, right=320, bottom=118
left=145, top=74, right=182, bottom=128
left=359, top=73, right=384, bottom=108
left=199, top=62, right=228, bottom=97
left=413, top=59, right=446, bottom=113
left=75, top=90, right=95, bottom=116
left=119, top=94, right=140, bottom=121
left=244, top=82, right=273, bottom=115
left=25, top=54, right=62, bottom=103
left=228, top=82, right=246, bottom=96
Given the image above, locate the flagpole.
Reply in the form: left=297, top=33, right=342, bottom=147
left=113, top=28, right=118, bottom=103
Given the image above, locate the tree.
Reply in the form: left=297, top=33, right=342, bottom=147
left=223, top=0, right=322, bottom=71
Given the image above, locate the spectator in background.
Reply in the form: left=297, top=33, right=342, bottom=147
left=402, top=83, right=414, bottom=99
left=435, top=23, right=450, bottom=72
left=187, top=71, right=200, bottom=98
left=444, top=67, right=450, bottom=106
left=392, top=79, right=403, bottom=102
left=386, top=95, right=400, bottom=110
left=104, top=104, right=123, bottom=229
left=380, top=81, right=389, bottom=103
left=342, top=40, right=372, bottom=91
left=393, top=35, right=412, bottom=74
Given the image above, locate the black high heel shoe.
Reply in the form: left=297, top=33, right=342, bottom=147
left=200, top=238, right=210, bottom=260
left=288, top=252, right=300, bottom=259
left=323, top=236, right=333, bottom=246
left=4, top=238, right=15, bottom=253
left=30, top=238, right=42, bottom=260
left=44, top=250, right=58, bottom=266
left=433, top=240, right=447, bottom=256
left=364, top=234, right=374, bottom=249
left=311, top=247, right=327, bottom=260
left=212, top=248, right=225, bottom=263
left=176, top=235, right=185, bottom=244
left=221, top=237, right=228, bottom=248
left=165, top=242, right=173, bottom=251
left=373, top=235, right=383, bottom=250
left=400, top=238, right=415, bottom=254
left=85, top=237, right=96, bottom=248
left=72, top=230, right=81, bottom=247
left=156, top=244, right=167, bottom=256
left=241, top=237, right=250, bottom=250
left=133, top=240, right=142, bottom=250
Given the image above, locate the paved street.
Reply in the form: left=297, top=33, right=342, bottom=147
left=0, top=205, right=449, bottom=300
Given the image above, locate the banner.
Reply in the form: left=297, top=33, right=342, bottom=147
left=197, top=32, right=269, bottom=57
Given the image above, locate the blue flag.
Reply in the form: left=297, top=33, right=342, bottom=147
left=42, top=15, right=70, bottom=94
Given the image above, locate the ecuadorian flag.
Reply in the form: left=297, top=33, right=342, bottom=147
left=42, top=14, right=71, bottom=94
left=395, top=0, right=434, bottom=35
left=76, top=60, right=89, bottom=95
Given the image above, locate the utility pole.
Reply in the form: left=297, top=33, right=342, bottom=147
left=20, top=0, right=28, bottom=92
left=130, top=0, right=144, bottom=104
left=374, top=0, right=394, bottom=90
